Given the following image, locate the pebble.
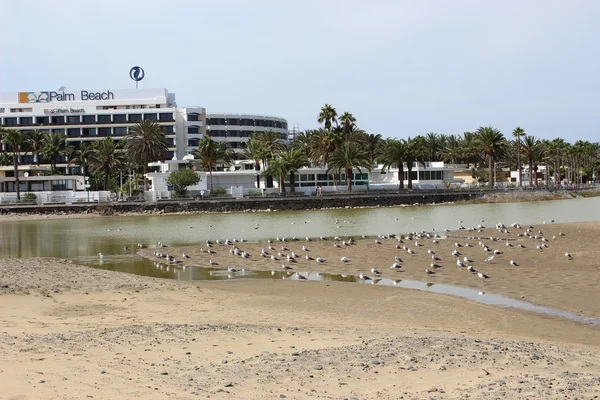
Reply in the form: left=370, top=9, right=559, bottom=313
left=371, top=359, right=381, bottom=365
left=311, top=365, right=323, bottom=371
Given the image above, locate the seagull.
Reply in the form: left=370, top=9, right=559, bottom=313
left=370, top=268, right=381, bottom=275
left=430, top=263, right=442, bottom=269
left=340, top=256, right=349, bottom=263
left=359, top=273, right=371, bottom=280
left=484, top=256, right=494, bottom=263
left=227, top=267, right=239, bottom=272
left=407, top=248, right=416, bottom=255
left=375, top=239, right=382, bottom=245
left=565, top=252, right=572, bottom=260
left=301, top=245, right=309, bottom=252
left=296, top=273, right=308, bottom=280
left=431, top=254, right=441, bottom=261
left=98, top=253, right=104, bottom=259
left=395, top=256, right=403, bottom=263
left=271, top=255, right=279, bottom=261
left=451, top=250, right=461, bottom=257
left=425, top=269, right=435, bottom=275
left=517, top=244, right=526, bottom=249
left=455, top=243, right=462, bottom=247
left=390, top=263, right=402, bottom=269
left=510, top=260, right=518, bottom=266
left=456, top=260, right=466, bottom=268
left=467, top=265, right=477, bottom=273
left=316, top=257, right=326, bottom=263
left=477, top=272, right=489, bottom=279
left=281, top=263, right=293, bottom=270
left=182, top=252, right=190, bottom=259
left=209, top=260, right=217, bottom=266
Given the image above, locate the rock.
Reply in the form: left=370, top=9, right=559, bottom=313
left=39, top=380, right=46, bottom=383
left=160, top=372, right=169, bottom=375
left=371, top=359, right=381, bottom=365
left=224, top=382, right=234, bottom=387
left=279, top=395, right=287, bottom=399
left=311, top=365, right=323, bottom=371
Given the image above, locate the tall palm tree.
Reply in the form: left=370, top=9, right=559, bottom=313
left=364, top=133, right=383, bottom=164
left=424, top=132, right=442, bottom=162
left=264, top=158, right=290, bottom=194
left=279, top=147, right=309, bottom=193
left=26, top=129, right=46, bottom=165
left=326, top=142, right=372, bottom=192
left=1, top=129, right=25, bottom=200
left=196, top=135, right=218, bottom=191
left=308, top=128, right=342, bottom=167
left=89, top=138, right=124, bottom=190
left=512, top=127, right=525, bottom=186
left=376, top=138, right=407, bottom=189
left=317, top=104, right=338, bottom=131
left=68, top=142, right=94, bottom=190
left=521, top=136, right=544, bottom=186
left=404, top=136, right=427, bottom=189
left=439, top=134, right=462, bottom=164
left=291, top=130, right=314, bottom=159
left=243, top=136, right=268, bottom=188
left=42, top=132, right=67, bottom=173
left=125, top=119, right=168, bottom=191
left=474, top=126, right=506, bottom=187
left=338, top=112, right=356, bottom=137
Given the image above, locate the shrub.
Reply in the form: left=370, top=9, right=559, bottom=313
left=247, top=189, right=262, bottom=196
left=210, top=187, right=228, bottom=195
left=23, top=193, right=37, bottom=201
left=166, top=169, right=201, bottom=195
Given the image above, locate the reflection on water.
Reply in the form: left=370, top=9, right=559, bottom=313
left=1, top=196, right=600, bottom=260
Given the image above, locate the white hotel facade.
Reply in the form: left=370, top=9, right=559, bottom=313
left=0, top=88, right=289, bottom=174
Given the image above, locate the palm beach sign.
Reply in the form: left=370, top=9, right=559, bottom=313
left=19, top=90, right=115, bottom=103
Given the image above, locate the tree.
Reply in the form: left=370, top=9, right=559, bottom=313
left=26, top=129, right=46, bottom=165
left=474, top=126, right=506, bottom=187
left=41, top=131, right=67, bottom=173
left=89, top=138, right=125, bottom=190
left=308, top=128, right=342, bottom=167
left=326, top=142, right=372, bottom=192
left=196, top=136, right=218, bottom=191
left=264, top=158, right=290, bottom=194
left=243, top=136, right=268, bottom=188
left=521, top=136, right=544, bottom=186
left=279, top=147, right=310, bottom=193
left=512, top=127, right=525, bottom=186
left=68, top=142, right=94, bottom=190
left=1, top=129, right=25, bottom=200
left=317, top=104, right=338, bottom=131
left=125, top=119, right=169, bottom=191
left=439, top=134, right=462, bottom=164
left=377, top=138, right=407, bottom=189
left=404, top=137, right=427, bottom=189
left=424, top=132, right=442, bottom=162
left=338, top=112, right=356, bottom=138
left=166, top=168, right=201, bottom=196
left=364, top=133, right=383, bottom=164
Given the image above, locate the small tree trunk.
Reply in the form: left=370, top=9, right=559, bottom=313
left=280, top=176, right=286, bottom=194
left=346, top=168, right=352, bottom=192
left=289, top=172, right=296, bottom=193
left=209, top=166, right=214, bottom=192
left=529, top=159, right=533, bottom=186
left=13, top=153, right=20, bottom=200
left=407, top=165, right=413, bottom=189
left=488, top=154, right=494, bottom=187
left=143, top=165, right=148, bottom=192
left=398, top=163, right=405, bottom=190
left=517, top=142, right=522, bottom=186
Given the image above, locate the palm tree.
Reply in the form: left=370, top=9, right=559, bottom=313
left=317, top=104, right=338, bottom=131
left=338, top=112, right=356, bottom=137
left=264, top=158, right=290, bottom=194
left=424, top=132, right=442, bottom=162
left=439, top=134, right=462, bottom=164
left=404, top=137, right=427, bottom=189
left=376, top=138, right=407, bottom=189
left=196, top=135, right=218, bottom=191
left=512, top=127, right=525, bottom=186
left=308, top=128, right=342, bottom=167
left=279, top=147, right=310, bottom=193
left=521, top=136, right=544, bottom=186
left=326, top=142, right=372, bottom=192
left=474, top=126, right=506, bottom=187
left=125, top=119, right=168, bottom=191
left=243, top=136, right=268, bottom=188
left=291, top=130, right=314, bottom=159
left=42, top=132, right=67, bottom=173
left=89, top=138, right=124, bottom=190
left=68, top=142, right=94, bottom=190
left=26, top=129, right=46, bottom=165
left=1, top=129, right=25, bottom=200
left=364, top=133, right=383, bottom=164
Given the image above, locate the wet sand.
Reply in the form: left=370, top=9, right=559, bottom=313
left=140, top=221, right=600, bottom=320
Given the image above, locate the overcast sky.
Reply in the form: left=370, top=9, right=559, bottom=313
left=1, top=0, right=598, bottom=142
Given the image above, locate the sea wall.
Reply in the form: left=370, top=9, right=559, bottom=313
left=0, top=191, right=484, bottom=216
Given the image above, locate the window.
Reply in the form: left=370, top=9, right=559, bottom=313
left=166, top=138, right=175, bottom=147
left=187, top=114, right=199, bottom=121
left=159, top=112, right=174, bottom=122
left=161, top=125, right=174, bottom=134
left=52, top=128, right=65, bottom=134
left=166, top=151, right=174, bottom=160
left=67, top=116, right=80, bottom=124
left=98, top=115, right=111, bottom=123
left=143, top=113, right=157, bottom=121
left=188, top=139, right=199, bottom=147
left=188, top=127, right=199, bottom=134
left=113, top=127, right=127, bottom=136
left=98, top=127, right=111, bottom=136
left=226, top=118, right=239, bottom=125
left=52, top=180, right=73, bottom=191
left=36, top=116, right=49, bottom=125
left=51, top=116, right=65, bottom=125
left=3, top=117, right=17, bottom=126
left=82, top=128, right=96, bottom=137
left=128, top=114, right=142, bottom=122
left=20, top=117, right=33, bottom=126
left=82, top=115, right=95, bottom=124
left=67, top=128, right=80, bottom=137
left=113, top=114, right=127, bottom=123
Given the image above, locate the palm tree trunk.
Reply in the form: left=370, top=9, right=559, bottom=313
left=407, top=165, right=413, bottom=189
left=529, top=159, right=533, bottom=186
left=346, top=168, right=352, bottom=192
left=209, top=166, right=214, bottom=192
left=488, top=154, right=494, bottom=187
left=289, top=172, right=296, bottom=193
left=280, top=176, right=286, bottom=194
left=398, top=163, right=405, bottom=190
left=517, top=142, right=522, bottom=186
left=143, top=165, right=148, bottom=192
left=13, top=153, right=20, bottom=200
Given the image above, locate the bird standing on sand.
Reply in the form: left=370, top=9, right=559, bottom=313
left=371, top=268, right=381, bottom=275
left=359, top=273, right=371, bottom=280
left=565, top=252, right=572, bottom=260
left=510, top=260, right=518, bottom=266
left=390, top=263, right=402, bottom=269
left=425, top=269, right=435, bottom=275
left=340, top=256, right=349, bottom=263
left=478, top=272, right=489, bottom=279
left=316, top=257, right=326, bottom=263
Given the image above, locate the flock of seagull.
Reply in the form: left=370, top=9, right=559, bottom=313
left=135, top=218, right=572, bottom=285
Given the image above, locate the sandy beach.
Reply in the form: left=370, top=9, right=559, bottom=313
left=1, top=222, right=600, bottom=399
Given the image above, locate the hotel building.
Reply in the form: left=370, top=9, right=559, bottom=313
left=0, top=88, right=289, bottom=174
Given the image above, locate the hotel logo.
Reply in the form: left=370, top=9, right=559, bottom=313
left=19, top=91, right=49, bottom=103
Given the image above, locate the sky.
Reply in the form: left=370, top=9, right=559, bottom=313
left=1, top=0, right=599, bottom=142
